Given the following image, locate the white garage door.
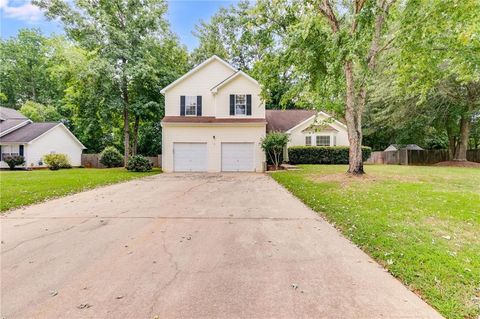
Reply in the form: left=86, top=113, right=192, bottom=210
left=174, top=143, right=208, bottom=172
left=221, top=143, right=255, bottom=172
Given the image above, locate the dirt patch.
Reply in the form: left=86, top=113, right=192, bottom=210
left=308, top=172, right=420, bottom=187
left=433, top=161, right=480, bottom=168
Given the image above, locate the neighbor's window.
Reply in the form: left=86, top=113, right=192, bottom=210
left=316, top=135, right=330, bottom=146
left=235, top=94, right=246, bottom=115
left=305, top=136, right=312, bottom=146
left=185, top=96, right=197, bottom=116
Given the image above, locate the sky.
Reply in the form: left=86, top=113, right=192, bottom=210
left=0, top=0, right=238, bottom=51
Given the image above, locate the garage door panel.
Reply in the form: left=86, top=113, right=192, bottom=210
left=222, top=143, right=254, bottom=172
left=174, top=143, right=207, bottom=172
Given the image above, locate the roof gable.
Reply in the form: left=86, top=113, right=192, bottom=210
left=160, top=55, right=237, bottom=94
left=210, top=70, right=259, bottom=93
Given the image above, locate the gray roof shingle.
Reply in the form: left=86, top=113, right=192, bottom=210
left=0, top=107, right=27, bottom=120
left=266, top=109, right=317, bottom=132
left=0, top=119, right=30, bottom=134
left=0, top=122, right=59, bottom=143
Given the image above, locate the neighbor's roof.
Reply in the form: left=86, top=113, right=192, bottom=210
left=0, top=107, right=27, bottom=120
left=162, top=116, right=266, bottom=125
left=0, top=119, right=30, bottom=134
left=266, top=109, right=316, bottom=132
left=0, top=122, right=59, bottom=143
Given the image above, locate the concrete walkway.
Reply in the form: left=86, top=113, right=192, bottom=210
left=1, top=173, right=442, bottom=318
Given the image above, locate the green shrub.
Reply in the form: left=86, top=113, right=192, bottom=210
left=288, top=146, right=372, bottom=164
left=261, top=132, right=289, bottom=169
left=99, top=146, right=124, bottom=168
left=126, top=155, right=152, bottom=172
left=3, top=155, right=25, bottom=170
left=43, top=153, right=71, bottom=170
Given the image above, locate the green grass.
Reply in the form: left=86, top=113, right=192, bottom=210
left=271, top=165, right=480, bottom=319
left=0, top=168, right=161, bottom=212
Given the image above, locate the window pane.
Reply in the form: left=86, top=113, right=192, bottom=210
left=235, top=94, right=246, bottom=115
left=316, top=136, right=330, bottom=146
left=185, top=96, right=196, bottom=115
left=305, top=136, right=311, bottom=146
left=235, top=94, right=246, bottom=105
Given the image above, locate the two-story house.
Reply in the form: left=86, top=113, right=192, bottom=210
left=160, top=56, right=267, bottom=172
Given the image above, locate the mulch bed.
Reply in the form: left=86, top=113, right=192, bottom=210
left=433, top=160, right=480, bottom=168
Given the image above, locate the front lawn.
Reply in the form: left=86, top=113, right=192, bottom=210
left=0, top=168, right=161, bottom=212
left=271, top=165, right=480, bottom=319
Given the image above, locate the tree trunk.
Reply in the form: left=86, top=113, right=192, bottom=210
left=453, top=84, right=477, bottom=161
left=121, top=58, right=130, bottom=166
left=453, top=114, right=470, bottom=161
left=132, top=115, right=140, bottom=156
left=344, top=61, right=364, bottom=175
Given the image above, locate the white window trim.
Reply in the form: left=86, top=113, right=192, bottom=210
left=234, top=94, right=247, bottom=116
left=185, top=96, right=197, bottom=116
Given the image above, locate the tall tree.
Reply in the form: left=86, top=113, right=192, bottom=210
left=0, top=29, right=56, bottom=108
left=256, top=0, right=396, bottom=174
left=35, top=0, right=170, bottom=163
left=395, top=0, right=480, bottom=161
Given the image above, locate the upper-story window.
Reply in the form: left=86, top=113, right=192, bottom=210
left=230, top=94, right=251, bottom=116
left=235, top=94, right=246, bottom=115
left=185, top=96, right=197, bottom=116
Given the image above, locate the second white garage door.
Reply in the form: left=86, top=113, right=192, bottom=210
left=221, top=143, right=255, bottom=172
left=174, top=143, right=207, bottom=172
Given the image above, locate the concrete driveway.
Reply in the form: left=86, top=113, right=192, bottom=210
left=1, top=173, right=441, bottom=318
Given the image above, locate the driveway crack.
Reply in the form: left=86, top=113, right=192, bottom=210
left=148, top=226, right=181, bottom=316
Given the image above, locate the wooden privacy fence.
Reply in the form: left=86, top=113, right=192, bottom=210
left=81, top=154, right=161, bottom=168
left=366, top=149, right=480, bottom=165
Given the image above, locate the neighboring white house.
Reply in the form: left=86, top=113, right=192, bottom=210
left=0, top=107, right=85, bottom=168
left=160, top=55, right=266, bottom=172
left=266, top=109, right=349, bottom=160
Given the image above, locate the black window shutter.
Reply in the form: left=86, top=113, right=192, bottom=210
left=197, top=96, right=202, bottom=116
left=19, top=145, right=24, bottom=156
left=230, top=95, right=235, bottom=115
left=246, top=95, right=252, bottom=115
left=180, top=96, right=186, bottom=116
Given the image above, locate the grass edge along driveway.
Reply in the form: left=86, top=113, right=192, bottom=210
left=0, top=168, right=161, bottom=212
left=271, top=165, right=480, bottom=319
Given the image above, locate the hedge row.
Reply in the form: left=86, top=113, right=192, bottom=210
left=288, top=146, right=372, bottom=164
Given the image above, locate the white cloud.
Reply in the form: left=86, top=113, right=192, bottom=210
left=0, top=0, right=44, bottom=22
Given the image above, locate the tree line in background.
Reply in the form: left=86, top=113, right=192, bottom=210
left=1, top=0, right=479, bottom=172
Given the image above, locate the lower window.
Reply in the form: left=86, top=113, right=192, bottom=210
left=305, top=136, right=312, bottom=146
left=316, top=135, right=330, bottom=146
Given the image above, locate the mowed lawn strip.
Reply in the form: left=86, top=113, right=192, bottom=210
left=271, top=165, right=480, bottom=319
left=0, top=168, right=161, bottom=212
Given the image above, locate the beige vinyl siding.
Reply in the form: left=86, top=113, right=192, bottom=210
left=164, top=60, right=235, bottom=117
left=214, top=75, right=265, bottom=119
